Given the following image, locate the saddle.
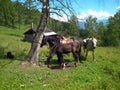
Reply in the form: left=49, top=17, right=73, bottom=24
left=60, top=36, right=73, bottom=44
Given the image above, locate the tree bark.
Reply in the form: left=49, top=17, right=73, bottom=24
left=26, top=0, right=49, bottom=65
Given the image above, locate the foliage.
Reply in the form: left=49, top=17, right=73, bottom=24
left=65, top=15, right=80, bottom=37
left=79, top=29, right=89, bottom=39
left=0, top=26, right=120, bottom=90
left=84, top=16, right=98, bottom=38
left=0, top=0, right=120, bottom=48
left=0, top=0, right=41, bottom=28
left=0, top=0, right=79, bottom=38
left=103, top=10, right=120, bottom=46
left=97, top=22, right=107, bottom=46
left=81, top=10, right=120, bottom=46
left=47, top=16, right=80, bottom=37
left=0, top=0, right=17, bottom=27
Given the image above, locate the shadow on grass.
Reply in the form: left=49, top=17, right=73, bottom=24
left=0, top=44, right=86, bottom=70
left=44, top=57, right=86, bottom=70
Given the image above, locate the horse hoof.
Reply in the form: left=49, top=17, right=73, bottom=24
left=60, top=66, right=65, bottom=70
left=62, top=67, right=65, bottom=70
left=60, top=63, right=66, bottom=70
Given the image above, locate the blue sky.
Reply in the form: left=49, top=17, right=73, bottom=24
left=74, top=0, right=119, bottom=14
left=12, top=0, right=120, bottom=22
left=51, top=0, right=120, bottom=21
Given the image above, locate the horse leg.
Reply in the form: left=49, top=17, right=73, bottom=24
left=72, top=52, right=79, bottom=67
left=83, top=47, right=85, bottom=53
left=60, top=55, right=65, bottom=69
left=47, top=51, right=56, bottom=68
left=57, top=53, right=65, bottom=69
left=85, top=49, right=88, bottom=60
left=79, top=47, right=81, bottom=62
left=57, top=52, right=61, bottom=64
left=92, top=50, right=95, bottom=61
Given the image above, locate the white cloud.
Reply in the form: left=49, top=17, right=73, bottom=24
left=50, top=9, right=112, bottom=22
left=50, top=14, right=68, bottom=22
left=117, top=6, right=120, bottom=10
left=78, top=9, right=112, bottom=21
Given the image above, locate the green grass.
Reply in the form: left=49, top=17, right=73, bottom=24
left=0, top=26, right=120, bottom=90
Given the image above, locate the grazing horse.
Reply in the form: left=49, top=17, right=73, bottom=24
left=83, top=38, right=97, bottom=60
left=42, top=35, right=82, bottom=69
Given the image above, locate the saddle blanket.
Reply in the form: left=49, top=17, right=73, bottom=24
left=60, top=37, right=73, bottom=44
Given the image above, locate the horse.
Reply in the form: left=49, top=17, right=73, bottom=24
left=83, top=38, right=97, bottom=60
left=42, top=35, right=82, bottom=69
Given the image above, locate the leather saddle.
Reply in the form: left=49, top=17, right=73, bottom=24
left=60, top=36, right=73, bottom=44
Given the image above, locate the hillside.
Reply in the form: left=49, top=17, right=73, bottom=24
left=0, top=26, right=120, bottom=90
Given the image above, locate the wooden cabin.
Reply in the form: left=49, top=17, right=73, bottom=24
left=24, top=28, right=57, bottom=42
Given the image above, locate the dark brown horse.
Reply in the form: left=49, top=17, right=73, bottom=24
left=42, top=35, right=82, bottom=69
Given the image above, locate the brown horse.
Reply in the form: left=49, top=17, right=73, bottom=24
left=42, top=36, right=82, bottom=69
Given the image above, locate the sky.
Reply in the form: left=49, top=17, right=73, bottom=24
left=50, top=0, right=120, bottom=22
left=12, top=0, right=120, bottom=22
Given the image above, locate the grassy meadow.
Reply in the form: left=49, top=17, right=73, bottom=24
left=0, top=26, right=120, bottom=90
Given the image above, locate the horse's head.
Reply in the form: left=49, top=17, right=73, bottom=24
left=41, top=35, right=60, bottom=47
left=41, top=36, right=47, bottom=47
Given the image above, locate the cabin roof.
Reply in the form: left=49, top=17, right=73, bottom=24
left=24, top=28, right=36, bottom=34
left=24, top=28, right=57, bottom=36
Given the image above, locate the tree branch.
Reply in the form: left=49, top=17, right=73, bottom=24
left=50, top=11, right=62, bottom=17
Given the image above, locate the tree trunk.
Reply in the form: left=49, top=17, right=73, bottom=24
left=26, top=0, right=49, bottom=65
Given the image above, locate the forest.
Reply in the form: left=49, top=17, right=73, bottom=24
left=0, top=0, right=120, bottom=46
